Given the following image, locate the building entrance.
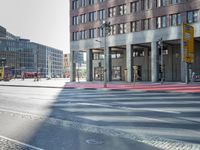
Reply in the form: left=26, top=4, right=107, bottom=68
left=94, top=67, right=104, bottom=81
left=133, top=65, right=142, bottom=81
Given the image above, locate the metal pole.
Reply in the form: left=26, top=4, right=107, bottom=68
left=103, top=24, right=107, bottom=88
left=160, top=39, right=164, bottom=84
left=15, top=51, right=17, bottom=78
left=37, top=50, right=39, bottom=81
left=185, top=62, right=189, bottom=84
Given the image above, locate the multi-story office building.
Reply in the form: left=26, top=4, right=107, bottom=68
left=70, top=0, right=200, bottom=82
left=0, top=26, right=63, bottom=78
left=0, top=26, right=6, bottom=38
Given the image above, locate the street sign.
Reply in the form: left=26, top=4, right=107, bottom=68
left=73, top=51, right=84, bottom=64
left=182, top=24, right=194, bottom=63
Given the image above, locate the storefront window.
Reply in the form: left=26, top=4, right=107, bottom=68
left=112, top=66, right=121, bottom=80
left=94, top=67, right=104, bottom=81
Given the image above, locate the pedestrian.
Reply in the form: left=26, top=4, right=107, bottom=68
left=191, top=72, right=196, bottom=82
left=21, top=71, right=25, bottom=80
left=34, top=72, right=37, bottom=81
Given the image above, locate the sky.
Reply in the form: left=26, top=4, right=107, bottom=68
left=0, top=0, right=69, bottom=53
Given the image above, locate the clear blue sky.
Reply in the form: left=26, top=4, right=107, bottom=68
left=0, top=0, right=70, bottom=53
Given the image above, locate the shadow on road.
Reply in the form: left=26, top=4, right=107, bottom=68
left=24, top=88, right=200, bottom=150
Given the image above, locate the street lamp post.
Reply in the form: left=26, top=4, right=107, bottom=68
left=101, top=20, right=111, bottom=88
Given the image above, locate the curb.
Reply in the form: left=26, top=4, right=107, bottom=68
left=0, top=84, right=64, bottom=89
left=1, top=84, right=200, bottom=94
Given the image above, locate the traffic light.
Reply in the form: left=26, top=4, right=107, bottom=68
left=157, top=38, right=163, bottom=55
left=157, top=38, right=163, bottom=49
left=98, top=62, right=102, bottom=67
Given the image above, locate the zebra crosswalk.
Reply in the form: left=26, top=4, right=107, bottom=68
left=55, top=89, right=200, bottom=146
left=0, top=86, right=200, bottom=149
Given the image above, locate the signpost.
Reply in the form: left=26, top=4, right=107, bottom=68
left=182, top=24, right=194, bottom=83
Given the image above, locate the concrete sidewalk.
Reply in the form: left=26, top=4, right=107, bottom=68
left=0, top=78, right=200, bottom=93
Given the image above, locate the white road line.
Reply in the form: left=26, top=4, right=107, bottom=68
left=75, top=102, right=181, bottom=114
left=0, top=135, right=44, bottom=150
left=143, top=108, right=181, bottom=114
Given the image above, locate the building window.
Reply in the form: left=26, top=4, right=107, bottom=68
left=131, top=1, right=139, bottom=12
left=80, top=0, right=87, bottom=7
left=88, top=11, right=97, bottom=22
left=89, top=28, right=97, bottom=38
left=141, top=0, right=150, bottom=10
left=99, top=0, right=105, bottom=3
left=131, top=21, right=140, bottom=32
left=80, top=14, right=87, bottom=23
left=99, top=27, right=105, bottom=37
left=119, top=4, right=126, bottom=15
left=108, top=7, right=116, bottom=17
left=88, top=0, right=95, bottom=5
left=142, top=19, right=150, bottom=30
left=72, top=0, right=78, bottom=10
left=93, top=53, right=104, bottom=60
left=156, top=16, right=167, bottom=28
left=156, top=0, right=167, bottom=7
left=98, top=9, right=105, bottom=20
left=72, top=32, right=78, bottom=41
left=187, top=10, right=199, bottom=24
left=133, top=49, right=145, bottom=57
left=79, top=30, right=87, bottom=40
left=119, top=23, right=126, bottom=34
left=171, top=0, right=181, bottom=4
left=170, top=13, right=181, bottom=26
left=72, top=16, right=79, bottom=25
left=110, top=25, right=117, bottom=35
left=112, top=66, right=121, bottom=80
left=111, top=52, right=122, bottom=59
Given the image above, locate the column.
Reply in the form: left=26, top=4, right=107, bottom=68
left=144, top=48, right=149, bottom=81
left=151, top=41, right=158, bottom=82
left=106, top=47, right=112, bottom=81
left=166, top=46, right=173, bottom=81
left=70, top=51, right=76, bottom=82
left=126, top=44, right=133, bottom=82
left=86, top=49, right=93, bottom=81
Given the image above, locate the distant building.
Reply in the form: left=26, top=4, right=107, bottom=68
left=0, top=26, right=63, bottom=78
left=70, top=0, right=200, bottom=82
left=64, top=53, right=70, bottom=78
left=0, top=26, right=6, bottom=38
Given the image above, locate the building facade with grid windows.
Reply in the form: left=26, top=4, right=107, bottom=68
left=0, top=26, right=63, bottom=78
left=70, top=0, right=200, bottom=82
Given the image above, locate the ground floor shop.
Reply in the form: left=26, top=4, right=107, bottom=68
left=70, top=23, right=200, bottom=83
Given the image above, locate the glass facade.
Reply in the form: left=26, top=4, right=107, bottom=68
left=0, top=28, right=63, bottom=78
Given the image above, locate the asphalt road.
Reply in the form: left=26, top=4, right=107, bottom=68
left=0, top=86, right=200, bottom=150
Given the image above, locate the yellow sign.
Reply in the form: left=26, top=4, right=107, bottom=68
left=0, top=67, right=4, bottom=80
left=182, top=24, right=194, bottom=63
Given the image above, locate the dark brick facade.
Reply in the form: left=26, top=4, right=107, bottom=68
left=70, top=0, right=200, bottom=41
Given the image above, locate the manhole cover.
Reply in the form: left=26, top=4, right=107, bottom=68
left=85, top=139, right=104, bottom=145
